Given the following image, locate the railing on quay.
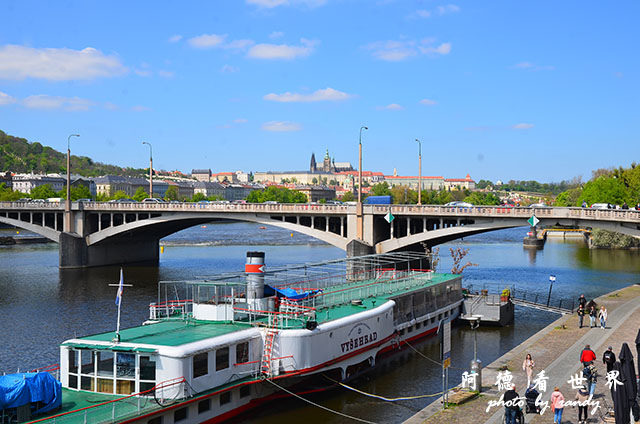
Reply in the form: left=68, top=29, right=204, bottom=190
left=29, top=377, right=191, bottom=424
left=510, top=287, right=575, bottom=313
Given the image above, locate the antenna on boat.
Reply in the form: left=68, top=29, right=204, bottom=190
left=109, top=268, right=133, bottom=343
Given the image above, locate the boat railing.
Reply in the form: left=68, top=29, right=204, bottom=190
left=233, top=304, right=315, bottom=329
left=149, top=299, right=192, bottom=320
left=30, top=377, right=191, bottom=424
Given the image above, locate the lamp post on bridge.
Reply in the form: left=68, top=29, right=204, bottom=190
left=416, top=138, right=422, bottom=205
left=65, top=134, right=80, bottom=232
left=358, top=126, right=368, bottom=240
left=142, top=141, right=153, bottom=198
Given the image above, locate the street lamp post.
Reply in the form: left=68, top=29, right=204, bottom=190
left=416, top=138, right=422, bottom=205
left=358, top=126, right=368, bottom=240
left=66, top=134, right=80, bottom=232
left=142, top=141, right=153, bottom=197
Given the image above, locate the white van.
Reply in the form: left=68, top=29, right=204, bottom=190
left=590, top=203, right=610, bottom=209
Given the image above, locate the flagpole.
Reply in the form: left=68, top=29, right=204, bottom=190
left=115, top=268, right=123, bottom=343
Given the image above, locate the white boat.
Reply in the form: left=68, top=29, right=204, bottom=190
left=6, top=251, right=463, bottom=423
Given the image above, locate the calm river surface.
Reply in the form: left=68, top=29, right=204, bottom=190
left=1, top=223, right=639, bottom=423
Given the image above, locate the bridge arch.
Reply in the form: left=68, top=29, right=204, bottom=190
left=0, top=215, right=61, bottom=242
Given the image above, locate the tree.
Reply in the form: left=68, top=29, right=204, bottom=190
left=341, top=191, right=355, bottom=202
left=191, top=192, right=207, bottom=202
left=164, top=185, right=179, bottom=201
left=0, top=183, right=22, bottom=201
left=371, top=182, right=391, bottom=196
left=30, top=184, right=57, bottom=199
left=70, top=185, right=92, bottom=200
left=450, top=247, right=477, bottom=274
left=312, top=177, right=318, bottom=185
left=132, top=187, right=148, bottom=202
left=113, top=190, right=129, bottom=200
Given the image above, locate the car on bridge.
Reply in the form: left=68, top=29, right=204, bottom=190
left=445, top=201, right=473, bottom=207
left=142, top=198, right=164, bottom=203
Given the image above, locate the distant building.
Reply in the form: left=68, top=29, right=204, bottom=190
left=444, top=174, right=476, bottom=190
left=384, top=175, right=446, bottom=191
left=296, top=185, right=337, bottom=202
left=310, top=149, right=353, bottom=173
left=214, top=172, right=237, bottom=183
left=0, top=172, right=12, bottom=189
left=93, top=175, right=161, bottom=197
left=223, top=183, right=257, bottom=201
left=12, top=173, right=65, bottom=194
left=193, top=181, right=225, bottom=199
left=235, top=171, right=249, bottom=183
left=191, top=169, right=212, bottom=182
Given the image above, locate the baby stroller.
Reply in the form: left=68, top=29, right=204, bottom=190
left=524, top=386, right=540, bottom=414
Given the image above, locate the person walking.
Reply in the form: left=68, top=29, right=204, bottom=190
left=522, top=353, right=535, bottom=387
left=577, top=304, right=585, bottom=328
left=580, top=344, right=596, bottom=366
left=574, top=385, right=589, bottom=424
left=583, top=362, right=598, bottom=396
left=598, top=305, right=607, bottom=329
left=578, top=294, right=586, bottom=310
left=550, top=386, right=565, bottom=424
left=602, top=346, right=616, bottom=373
left=589, top=305, right=597, bottom=328
left=503, top=384, right=520, bottom=424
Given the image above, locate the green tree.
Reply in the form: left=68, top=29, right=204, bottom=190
left=68, top=185, right=92, bottom=200
left=113, top=190, right=129, bottom=200
left=164, top=185, right=179, bottom=201
left=371, top=182, right=391, bottom=196
left=578, top=176, right=629, bottom=206
left=30, top=184, right=57, bottom=199
left=341, top=191, right=355, bottom=202
left=191, top=192, right=207, bottom=202
left=0, top=183, right=22, bottom=201
left=133, top=187, right=148, bottom=202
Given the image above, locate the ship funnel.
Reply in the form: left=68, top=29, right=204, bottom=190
left=245, top=251, right=265, bottom=299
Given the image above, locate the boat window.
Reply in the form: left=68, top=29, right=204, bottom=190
left=68, top=374, right=78, bottom=389
left=216, top=347, right=229, bottom=371
left=174, top=407, right=188, bottom=422
left=240, top=385, right=251, bottom=398
left=147, top=417, right=162, bottom=424
left=97, top=351, right=114, bottom=377
left=198, top=399, right=211, bottom=414
left=220, top=391, right=231, bottom=405
left=140, top=356, right=156, bottom=381
left=80, top=349, right=94, bottom=374
left=236, top=342, right=249, bottom=364
left=116, top=353, right=135, bottom=378
left=193, top=352, right=209, bottom=378
left=68, top=349, right=78, bottom=374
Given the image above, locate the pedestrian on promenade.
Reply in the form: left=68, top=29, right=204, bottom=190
left=550, top=386, right=565, bottom=424
left=583, top=362, right=598, bottom=396
left=580, top=344, right=596, bottom=366
left=574, top=385, right=589, bottom=424
left=578, top=294, right=586, bottom=310
left=602, top=345, right=616, bottom=373
left=577, top=304, right=585, bottom=328
left=503, top=384, right=520, bottom=424
left=589, top=305, right=597, bottom=328
left=598, top=305, right=607, bottom=329
left=522, top=353, right=535, bottom=387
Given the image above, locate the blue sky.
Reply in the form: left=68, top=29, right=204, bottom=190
left=0, top=0, right=638, bottom=182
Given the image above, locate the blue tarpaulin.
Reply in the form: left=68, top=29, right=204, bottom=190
left=0, top=372, right=61, bottom=415
left=264, top=285, right=321, bottom=300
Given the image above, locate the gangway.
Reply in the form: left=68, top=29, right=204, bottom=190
left=509, top=287, right=574, bottom=315
left=509, top=297, right=574, bottom=315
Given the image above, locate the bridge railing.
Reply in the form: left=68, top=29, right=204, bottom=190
left=510, top=287, right=574, bottom=312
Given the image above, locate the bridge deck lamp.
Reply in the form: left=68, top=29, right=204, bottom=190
left=416, top=138, right=422, bottom=205
left=142, top=141, right=153, bottom=197
left=66, top=134, right=80, bottom=232
left=358, top=126, right=368, bottom=240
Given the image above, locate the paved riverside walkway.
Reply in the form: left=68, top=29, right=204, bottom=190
left=404, top=284, right=640, bottom=424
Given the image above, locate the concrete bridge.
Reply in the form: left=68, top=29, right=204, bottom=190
left=1, top=201, right=639, bottom=268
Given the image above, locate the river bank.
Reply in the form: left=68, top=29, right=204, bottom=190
left=405, top=283, right=640, bottom=424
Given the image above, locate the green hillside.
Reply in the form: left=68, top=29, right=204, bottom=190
left=0, top=130, right=146, bottom=177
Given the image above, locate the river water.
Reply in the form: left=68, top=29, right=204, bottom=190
left=1, top=223, right=639, bottom=423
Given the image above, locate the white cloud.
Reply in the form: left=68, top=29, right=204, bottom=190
left=168, top=34, right=183, bottom=43
left=221, top=64, right=238, bottom=73
left=0, top=45, right=127, bottom=81
left=22, top=95, right=93, bottom=111
left=512, top=123, right=534, bottom=130
left=261, top=121, right=302, bottom=131
left=135, top=69, right=152, bottom=77
left=246, top=0, right=327, bottom=8
left=224, top=39, right=255, bottom=50
left=132, top=105, right=151, bottom=112
left=269, top=31, right=284, bottom=39
left=437, top=4, right=460, bottom=15
left=0, top=91, right=16, bottom=106
left=377, top=103, right=403, bottom=110
left=104, top=102, right=119, bottom=110
left=419, top=99, right=437, bottom=105
left=233, top=118, right=248, bottom=124
left=365, top=39, right=450, bottom=61
left=158, top=70, right=175, bottom=78
left=188, top=34, right=227, bottom=49
left=248, top=39, right=317, bottom=59
left=264, top=87, right=353, bottom=102
left=512, top=62, right=554, bottom=71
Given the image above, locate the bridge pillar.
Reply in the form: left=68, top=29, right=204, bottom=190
left=60, top=232, right=160, bottom=268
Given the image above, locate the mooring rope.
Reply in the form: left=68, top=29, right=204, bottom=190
left=263, top=378, right=378, bottom=424
left=323, top=375, right=451, bottom=401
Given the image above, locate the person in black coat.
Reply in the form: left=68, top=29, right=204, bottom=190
left=602, top=346, right=616, bottom=373
left=620, top=343, right=639, bottom=421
